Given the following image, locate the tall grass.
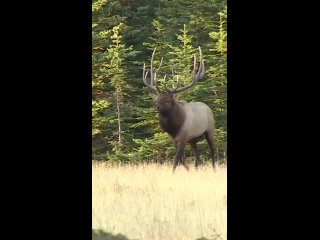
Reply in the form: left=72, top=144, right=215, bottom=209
left=92, top=162, right=227, bottom=240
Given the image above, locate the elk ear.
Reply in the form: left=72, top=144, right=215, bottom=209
left=150, top=93, right=158, bottom=101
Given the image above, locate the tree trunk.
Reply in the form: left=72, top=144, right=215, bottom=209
left=116, top=90, right=122, bottom=148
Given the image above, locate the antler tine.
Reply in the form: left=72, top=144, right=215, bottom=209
left=142, top=63, right=148, bottom=85
left=163, top=74, right=169, bottom=92
left=153, top=56, right=163, bottom=93
left=156, top=57, right=163, bottom=75
left=153, top=72, right=161, bottom=93
left=195, top=47, right=204, bottom=79
left=150, top=48, right=156, bottom=86
left=191, top=53, right=197, bottom=82
left=173, top=75, right=180, bottom=92
left=151, top=48, right=163, bottom=93
left=142, top=63, right=159, bottom=94
left=142, top=48, right=163, bottom=94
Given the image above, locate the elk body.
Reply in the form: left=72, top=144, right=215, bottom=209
left=142, top=47, right=215, bottom=172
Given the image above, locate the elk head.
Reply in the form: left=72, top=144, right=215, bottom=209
left=142, top=47, right=205, bottom=113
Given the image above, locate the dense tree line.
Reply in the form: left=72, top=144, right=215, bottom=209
left=92, top=0, right=227, bottom=164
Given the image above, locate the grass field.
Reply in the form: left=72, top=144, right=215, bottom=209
left=92, top=162, right=227, bottom=240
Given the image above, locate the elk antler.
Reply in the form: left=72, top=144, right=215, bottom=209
left=143, top=47, right=204, bottom=95
left=166, top=46, right=205, bottom=94
left=142, top=48, right=164, bottom=94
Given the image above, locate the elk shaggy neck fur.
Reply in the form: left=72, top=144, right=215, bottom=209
left=159, top=100, right=186, bottom=138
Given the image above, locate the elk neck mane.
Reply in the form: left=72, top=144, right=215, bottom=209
left=159, top=100, right=186, bottom=138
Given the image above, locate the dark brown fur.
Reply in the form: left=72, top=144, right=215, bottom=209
left=157, top=96, right=186, bottom=138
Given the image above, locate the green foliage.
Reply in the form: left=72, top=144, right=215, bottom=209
left=132, top=132, right=175, bottom=163
left=92, top=0, right=227, bottom=164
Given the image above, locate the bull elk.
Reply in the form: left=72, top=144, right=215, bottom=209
left=142, top=47, right=215, bottom=172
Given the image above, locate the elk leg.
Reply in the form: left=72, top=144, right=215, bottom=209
left=205, top=131, right=216, bottom=168
left=174, top=143, right=189, bottom=171
left=173, top=142, right=186, bottom=173
left=180, top=155, right=189, bottom=171
left=190, top=140, right=200, bottom=168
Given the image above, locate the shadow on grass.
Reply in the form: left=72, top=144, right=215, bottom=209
left=92, top=229, right=220, bottom=240
left=196, top=236, right=223, bottom=240
left=92, top=229, right=129, bottom=240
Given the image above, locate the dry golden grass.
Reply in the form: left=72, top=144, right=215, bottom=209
left=92, top=162, right=227, bottom=240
